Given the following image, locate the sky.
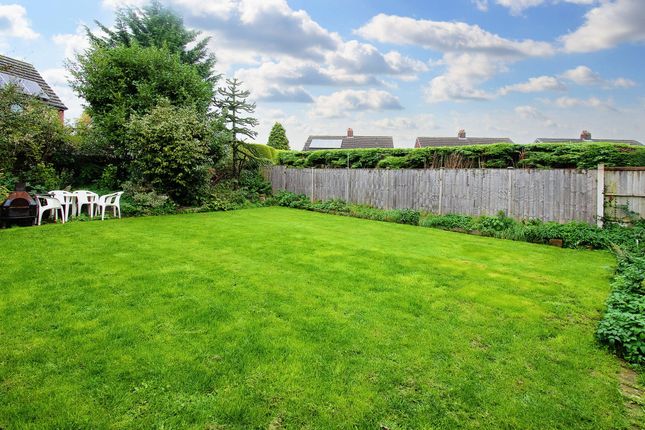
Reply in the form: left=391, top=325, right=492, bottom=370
left=1, top=0, right=644, bottom=149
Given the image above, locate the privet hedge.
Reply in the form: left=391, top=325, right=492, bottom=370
left=277, top=142, right=645, bottom=170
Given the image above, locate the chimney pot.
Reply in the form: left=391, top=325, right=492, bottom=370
left=347, top=128, right=354, bottom=138
left=580, top=130, right=591, bottom=140
left=458, top=129, right=466, bottom=139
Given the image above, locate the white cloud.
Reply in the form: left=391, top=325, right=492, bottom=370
left=552, top=96, right=615, bottom=110
left=101, top=0, right=149, bottom=8
left=561, top=0, right=645, bottom=52
left=355, top=14, right=554, bottom=57
left=356, top=14, right=554, bottom=103
left=499, top=75, right=566, bottom=95
left=561, top=65, right=636, bottom=88
left=0, top=4, right=39, bottom=46
left=310, top=89, right=403, bottom=118
left=514, top=105, right=557, bottom=127
left=52, top=25, right=91, bottom=61
left=495, top=0, right=597, bottom=15
left=472, top=0, right=490, bottom=11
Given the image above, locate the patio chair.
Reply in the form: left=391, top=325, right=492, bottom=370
left=35, top=194, right=65, bottom=226
left=49, top=190, right=75, bottom=222
left=73, top=190, right=99, bottom=219
left=95, top=192, right=123, bottom=220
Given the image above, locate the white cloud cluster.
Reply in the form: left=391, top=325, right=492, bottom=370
left=499, top=75, right=566, bottom=95
left=0, top=4, right=39, bottom=48
left=561, top=65, right=636, bottom=88
left=310, top=89, right=403, bottom=118
left=493, top=0, right=596, bottom=15
left=356, top=14, right=554, bottom=102
left=561, top=0, right=645, bottom=52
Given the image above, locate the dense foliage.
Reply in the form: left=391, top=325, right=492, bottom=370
left=125, top=100, right=219, bottom=205
left=271, top=191, right=645, bottom=364
left=87, top=0, right=217, bottom=82
left=69, top=44, right=213, bottom=159
left=0, top=85, right=73, bottom=192
left=277, top=143, right=645, bottom=170
left=267, top=122, right=290, bottom=150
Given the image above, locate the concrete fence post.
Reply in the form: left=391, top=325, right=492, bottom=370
left=438, top=168, right=444, bottom=215
left=596, top=163, right=605, bottom=228
left=507, top=167, right=514, bottom=217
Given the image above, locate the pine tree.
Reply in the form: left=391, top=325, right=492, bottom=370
left=267, top=122, right=290, bottom=150
left=214, top=78, right=259, bottom=180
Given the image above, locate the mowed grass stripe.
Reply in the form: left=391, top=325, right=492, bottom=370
left=0, top=207, right=626, bottom=429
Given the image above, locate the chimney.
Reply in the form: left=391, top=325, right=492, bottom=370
left=580, top=130, right=591, bottom=141
left=347, top=128, right=354, bottom=138
left=458, top=129, right=466, bottom=139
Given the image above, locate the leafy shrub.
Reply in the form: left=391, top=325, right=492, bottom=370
left=126, top=100, right=213, bottom=205
left=421, top=214, right=476, bottom=231
left=277, top=143, right=645, bottom=170
left=120, top=181, right=177, bottom=216
left=596, top=252, right=645, bottom=364
left=238, top=170, right=272, bottom=197
left=98, top=164, right=119, bottom=190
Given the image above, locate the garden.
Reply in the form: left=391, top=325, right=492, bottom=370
left=0, top=1, right=643, bottom=428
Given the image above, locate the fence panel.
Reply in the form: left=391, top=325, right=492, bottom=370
left=264, top=166, right=620, bottom=224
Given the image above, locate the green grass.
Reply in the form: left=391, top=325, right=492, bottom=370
left=0, top=207, right=628, bottom=429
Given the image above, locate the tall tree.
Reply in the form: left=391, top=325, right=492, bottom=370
left=267, top=122, right=290, bottom=150
left=214, top=78, right=259, bottom=180
left=69, top=44, right=213, bottom=160
left=86, top=0, right=217, bottom=82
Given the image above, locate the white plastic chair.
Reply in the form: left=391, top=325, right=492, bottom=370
left=95, top=192, right=123, bottom=220
left=35, top=195, right=65, bottom=226
left=49, top=190, right=75, bottom=222
left=73, top=190, right=99, bottom=219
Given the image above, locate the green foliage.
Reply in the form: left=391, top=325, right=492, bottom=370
left=69, top=43, right=213, bottom=160
left=270, top=192, right=421, bottom=225
left=278, top=143, right=645, bottom=170
left=87, top=0, right=217, bottom=82
left=0, top=85, right=72, bottom=186
left=125, top=100, right=213, bottom=205
left=267, top=122, right=290, bottom=150
left=596, top=252, right=645, bottom=364
left=97, top=164, right=119, bottom=190
left=119, top=180, right=177, bottom=216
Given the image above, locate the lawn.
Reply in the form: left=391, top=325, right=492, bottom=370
left=0, top=207, right=628, bottom=429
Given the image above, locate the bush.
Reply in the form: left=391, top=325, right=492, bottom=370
left=120, top=181, right=177, bottom=216
left=98, top=164, right=119, bottom=190
left=126, top=100, right=213, bottom=205
left=277, top=143, right=645, bottom=170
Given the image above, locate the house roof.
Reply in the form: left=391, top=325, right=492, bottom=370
left=534, top=138, right=643, bottom=146
left=415, top=137, right=514, bottom=147
left=0, top=55, right=67, bottom=110
left=303, top=135, right=394, bottom=151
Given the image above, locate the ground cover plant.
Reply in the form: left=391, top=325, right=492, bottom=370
left=0, top=208, right=635, bottom=429
left=277, top=142, right=645, bottom=170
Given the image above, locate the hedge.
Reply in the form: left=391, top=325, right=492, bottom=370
left=277, top=142, right=645, bottom=170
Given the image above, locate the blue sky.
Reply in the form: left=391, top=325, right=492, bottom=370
left=1, top=0, right=644, bottom=148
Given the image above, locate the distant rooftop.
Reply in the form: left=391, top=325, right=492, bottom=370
left=416, top=130, right=514, bottom=148
left=534, top=130, right=642, bottom=146
left=303, top=128, right=394, bottom=151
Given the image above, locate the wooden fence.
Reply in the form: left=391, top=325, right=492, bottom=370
left=264, top=165, right=645, bottom=224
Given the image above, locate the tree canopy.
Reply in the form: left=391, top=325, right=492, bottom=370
left=87, top=0, right=217, bottom=82
left=267, top=122, right=290, bottom=150
left=69, top=43, right=213, bottom=158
